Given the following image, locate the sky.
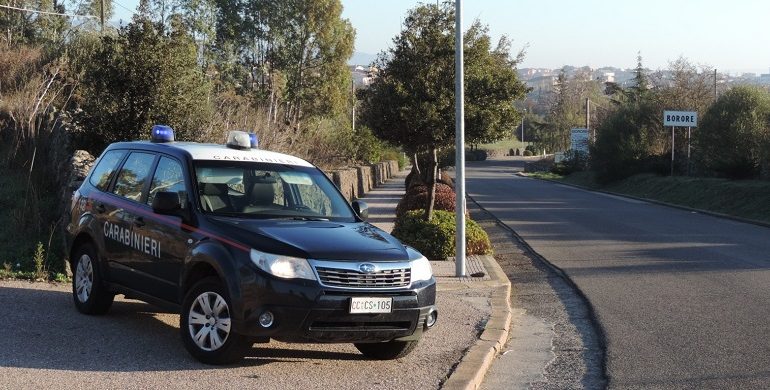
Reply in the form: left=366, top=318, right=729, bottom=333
left=111, top=0, right=770, bottom=74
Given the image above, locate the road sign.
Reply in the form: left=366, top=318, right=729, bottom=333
left=664, top=111, right=697, bottom=127
left=570, top=128, right=590, bottom=154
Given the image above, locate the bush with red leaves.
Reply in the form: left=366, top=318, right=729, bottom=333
left=396, top=183, right=455, bottom=217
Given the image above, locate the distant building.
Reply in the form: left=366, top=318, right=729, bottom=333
left=526, top=75, right=558, bottom=93
left=598, top=72, right=615, bottom=83
left=350, top=65, right=378, bottom=88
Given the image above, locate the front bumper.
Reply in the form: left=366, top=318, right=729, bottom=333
left=232, top=273, right=437, bottom=343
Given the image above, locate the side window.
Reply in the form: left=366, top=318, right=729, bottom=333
left=88, top=150, right=126, bottom=191
left=112, top=152, right=156, bottom=202
left=147, top=157, right=187, bottom=208
left=292, top=176, right=333, bottom=216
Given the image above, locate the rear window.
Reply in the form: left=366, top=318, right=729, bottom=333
left=88, top=150, right=126, bottom=191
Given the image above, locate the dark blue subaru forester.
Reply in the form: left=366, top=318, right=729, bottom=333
left=66, top=126, right=437, bottom=364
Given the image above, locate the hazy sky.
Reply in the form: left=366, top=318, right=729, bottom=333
left=111, top=0, right=770, bottom=74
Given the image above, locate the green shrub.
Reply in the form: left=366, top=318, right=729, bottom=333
left=352, top=126, right=384, bottom=164
left=396, top=184, right=455, bottom=217
left=551, top=150, right=589, bottom=175
left=381, top=148, right=406, bottom=170
left=392, top=210, right=492, bottom=260
left=523, top=150, right=533, bottom=156
left=33, top=242, right=46, bottom=281
left=697, top=86, right=770, bottom=179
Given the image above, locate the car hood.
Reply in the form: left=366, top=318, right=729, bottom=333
left=206, top=217, right=409, bottom=261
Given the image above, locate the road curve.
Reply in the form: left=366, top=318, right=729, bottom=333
left=467, top=157, right=770, bottom=389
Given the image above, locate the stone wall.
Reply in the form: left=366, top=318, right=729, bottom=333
left=325, top=160, right=401, bottom=202
left=356, top=165, right=375, bottom=195
left=331, top=168, right=359, bottom=202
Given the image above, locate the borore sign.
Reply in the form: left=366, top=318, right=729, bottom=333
left=664, top=110, right=698, bottom=127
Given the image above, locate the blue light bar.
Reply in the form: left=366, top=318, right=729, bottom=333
left=151, top=125, right=174, bottom=143
left=249, top=133, right=259, bottom=149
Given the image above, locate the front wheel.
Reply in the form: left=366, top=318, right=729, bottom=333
left=354, top=340, right=419, bottom=360
left=180, top=277, right=251, bottom=365
left=71, top=243, right=114, bottom=315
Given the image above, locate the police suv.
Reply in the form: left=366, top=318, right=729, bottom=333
left=66, top=126, right=437, bottom=364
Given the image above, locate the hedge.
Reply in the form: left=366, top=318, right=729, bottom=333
left=391, top=210, right=492, bottom=260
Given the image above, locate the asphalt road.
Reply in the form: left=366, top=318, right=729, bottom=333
left=467, top=157, right=770, bottom=389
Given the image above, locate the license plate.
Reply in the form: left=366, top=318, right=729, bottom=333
left=349, top=297, right=393, bottom=314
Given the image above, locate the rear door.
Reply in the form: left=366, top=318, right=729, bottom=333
left=85, top=149, right=128, bottom=280
left=104, top=151, right=158, bottom=287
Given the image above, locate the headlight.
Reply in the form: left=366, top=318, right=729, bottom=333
left=411, top=256, right=433, bottom=282
left=250, top=249, right=315, bottom=280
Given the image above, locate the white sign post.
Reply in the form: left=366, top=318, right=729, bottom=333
left=570, top=128, right=590, bottom=155
left=663, top=111, right=697, bottom=176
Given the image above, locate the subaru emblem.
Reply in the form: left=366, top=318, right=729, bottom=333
left=359, top=263, right=377, bottom=274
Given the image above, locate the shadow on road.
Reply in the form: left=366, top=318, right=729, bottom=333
left=0, top=286, right=362, bottom=372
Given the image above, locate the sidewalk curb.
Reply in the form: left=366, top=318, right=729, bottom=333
left=522, top=173, right=770, bottom=230
left=442, top=255, right=512, bottom=390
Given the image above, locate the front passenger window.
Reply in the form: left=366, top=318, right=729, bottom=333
left=147, top=157, right=187, bottom=208
left=112, top=152, right=156, bottom=202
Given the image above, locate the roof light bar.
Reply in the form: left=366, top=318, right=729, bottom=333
left=151, top=125, right=174, bottom=143
left=249, top=133, right=259, bottom=149
left=226, top=131, right=252, bottom=150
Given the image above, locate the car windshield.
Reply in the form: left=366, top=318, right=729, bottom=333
left=194, top=161, right=355, bottom=221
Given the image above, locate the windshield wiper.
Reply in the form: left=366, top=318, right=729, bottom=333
left=275, top=216, right=330, bottom=221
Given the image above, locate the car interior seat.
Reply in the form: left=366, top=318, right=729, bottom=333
left=200, top=183, right=232, bottom=212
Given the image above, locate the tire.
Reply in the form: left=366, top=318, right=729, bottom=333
left=180, top=277, right=251, bottom=365
left=354, top=340, right=419, bottom=360
left=71, top=243, right=114, bottom=315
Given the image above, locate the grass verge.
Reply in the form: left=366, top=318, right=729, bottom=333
left=530, top=171, right=770, bottom=225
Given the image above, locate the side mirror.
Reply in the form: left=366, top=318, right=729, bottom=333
left=352, top=200, right=369, bottom=221
left=152, top=191, right=182, bottom=215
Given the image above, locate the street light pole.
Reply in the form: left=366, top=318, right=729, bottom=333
left=520, top=109, right=526, bottom=142
left=454, top=0, right=466, bottom=277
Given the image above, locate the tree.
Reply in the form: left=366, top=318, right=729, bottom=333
left=75, top=17, right=212, bottom=152
left=246, top=0, right=354, bottom=129
left=697, top=86, right=770, bottom=179
left=358, top=2, right=527, bottom=220
left=533, top=66, right=606, bottom=154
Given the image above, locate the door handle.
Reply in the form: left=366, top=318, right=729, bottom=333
left=95, top=204, right=106, bottom=213
left=133, top=217, right=145, bottom=227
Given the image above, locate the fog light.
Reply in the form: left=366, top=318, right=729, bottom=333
left=425, top=310, right=438, bottom=328
left=258, top=311, right=274, bottom=328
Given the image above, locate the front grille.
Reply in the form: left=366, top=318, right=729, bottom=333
left=316, top=266, right=411, bottom=288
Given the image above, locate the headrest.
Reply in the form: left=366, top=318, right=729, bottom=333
left=249, top=182, right=275, bottom=206
left=201, top=183, right=228, bottom=196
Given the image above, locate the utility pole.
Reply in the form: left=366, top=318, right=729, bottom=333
left=586, top=97, right=591, bottom=140
left=454, top=0, right=466, bottom=277
left=100, top=0, right=105, bottom=32
left=714, top=69, right=717, bottom=100
left=520, top=109, right=525, bottom=142
left=351, top=79, right=355, bottom=131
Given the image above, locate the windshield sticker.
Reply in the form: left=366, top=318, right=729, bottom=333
left=104, top=221, right=161, bottom=258
left=279, top=171, right=313, bottom=185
